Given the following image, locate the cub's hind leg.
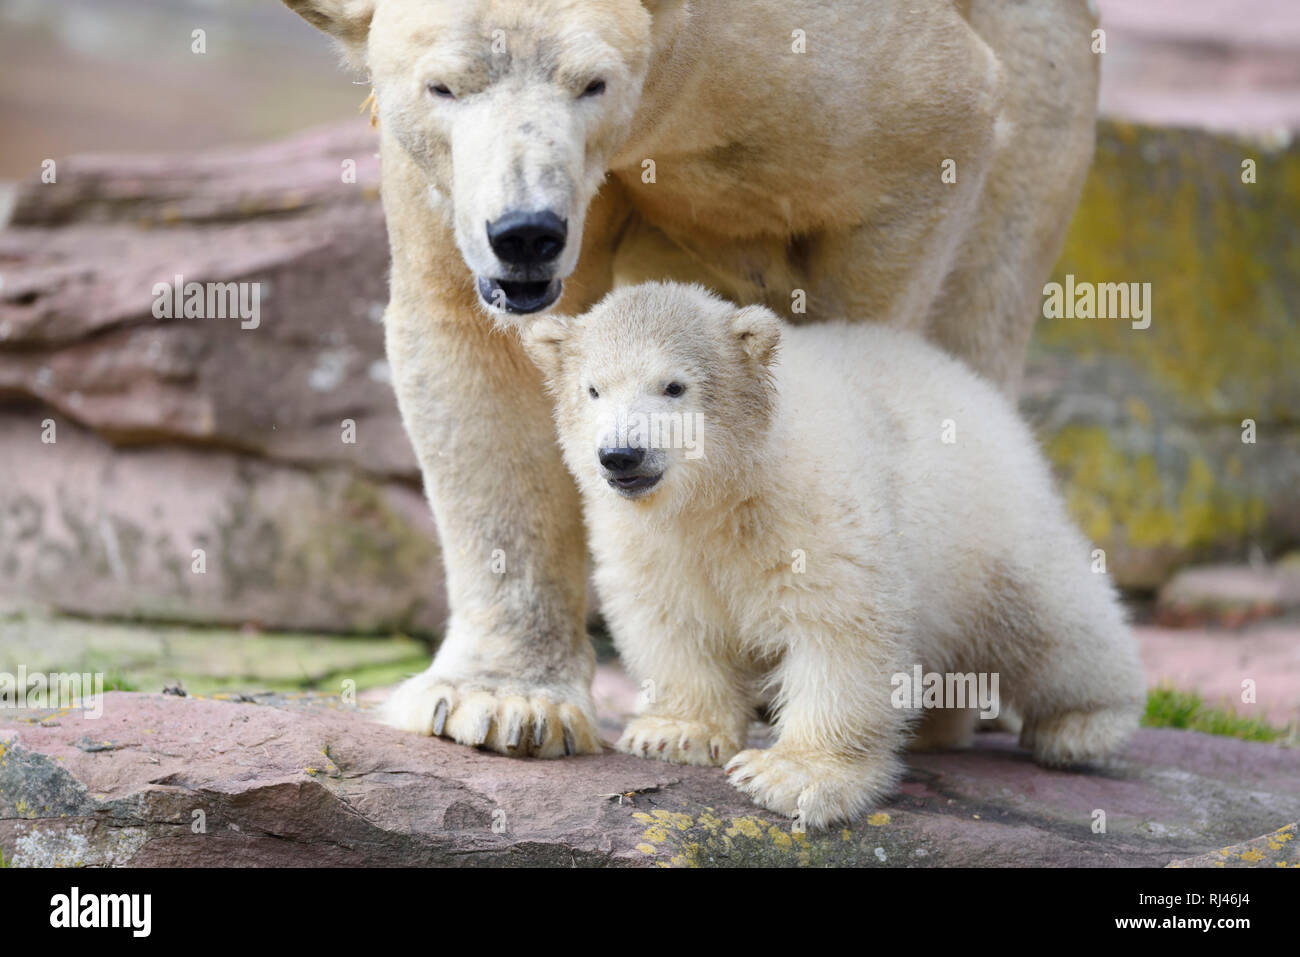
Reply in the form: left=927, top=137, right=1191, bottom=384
left=989, top=557, right=1145, bottom=767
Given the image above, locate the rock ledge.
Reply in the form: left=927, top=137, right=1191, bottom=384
left=2, top=693, right=1297, bottom=867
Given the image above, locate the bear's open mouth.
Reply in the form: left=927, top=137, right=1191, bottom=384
left=477, top=276, right=563, bottom=314
left=608, top=473, right=662, bottom=495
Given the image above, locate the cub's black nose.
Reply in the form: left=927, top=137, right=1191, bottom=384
left=486, top=210, right=567, bottom=266
left=599, top=447, right=645, bottom=475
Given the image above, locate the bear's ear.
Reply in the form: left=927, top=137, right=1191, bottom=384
left=282, top=0, right=375, bottom=63
left=521, top=316, right=573, bottom=385
left=730, top=305, right=781, bottom=367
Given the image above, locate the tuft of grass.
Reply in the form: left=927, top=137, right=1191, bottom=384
left=1143, top=686, right=1288, bottom=743
left=0, top=847, right=8, bottom=868
left=101, top=671, right=138, bottom=693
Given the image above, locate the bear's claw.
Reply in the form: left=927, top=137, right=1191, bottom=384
left=431, top=699, right=448, bottom=736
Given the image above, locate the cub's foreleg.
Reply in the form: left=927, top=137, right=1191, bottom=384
left=726, top=616, right=912, bottom=829
left=608, top=598, right=755, bottom=767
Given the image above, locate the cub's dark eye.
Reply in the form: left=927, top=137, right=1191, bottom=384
left=588, top=386, right=599, bottom=399
left=581, top=79, right=606, bottom=98
left=428, top=83, right=454, bottom=98
left=664, top=382, right=685, bottom=397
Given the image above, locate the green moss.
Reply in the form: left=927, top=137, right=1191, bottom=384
left=313, top=656, right=431, bottom=694
left=1046, top=425, right=1268, bottom=558
left=1033, top=123, right=1299, bottom=582
left=1040, top=123, right=1300, bottom=421
left=629, top=808, right=923, bottom=867
left=1143, top=686, right=1289, bottom=743
left=0, top=608, right=433, bottom=697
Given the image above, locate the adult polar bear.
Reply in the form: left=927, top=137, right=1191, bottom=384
left=282, top=0, right=1100, bottom=756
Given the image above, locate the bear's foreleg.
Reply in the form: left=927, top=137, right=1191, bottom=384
left=376, top=173, right=635, bottom=756
left=379, top=296, right=602, bottom=756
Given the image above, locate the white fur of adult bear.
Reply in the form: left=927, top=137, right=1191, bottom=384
left=524, top=282, right=1146, bottom=828
left=284, top=0, right=1101, bottom=758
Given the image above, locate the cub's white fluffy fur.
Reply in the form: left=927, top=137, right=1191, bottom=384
left=524, top=282, right=1145, bottom=828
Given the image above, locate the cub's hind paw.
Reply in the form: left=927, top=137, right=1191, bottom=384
left=1021, top=707, right=1139, bottom=767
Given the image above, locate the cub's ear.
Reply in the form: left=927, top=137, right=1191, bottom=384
left=730, top=305, right=782, bottom=366
left=281, top=0, right=375, bottom=62
left=521, top=316, right=573, bottom=385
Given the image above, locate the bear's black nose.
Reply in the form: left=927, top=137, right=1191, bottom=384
left=599, top=447, right=645, bottom=475
left=486, top=210, right=567, bottom=267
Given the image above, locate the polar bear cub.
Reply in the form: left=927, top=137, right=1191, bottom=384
left=523, top=282, right=1145, bottom=828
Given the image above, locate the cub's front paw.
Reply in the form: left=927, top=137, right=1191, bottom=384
left=616, top=716, right=741, bottom=767
left=380, top=669, right=602, bottom=758
left=724, top=747, right=899, bottom=829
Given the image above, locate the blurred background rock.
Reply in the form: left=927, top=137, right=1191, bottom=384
left=0, top=0, right=1296, bottom=725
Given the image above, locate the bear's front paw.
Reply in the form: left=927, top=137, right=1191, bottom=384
left=616, top=716, right=741, bottom=767
left=724, top=747, right=899, bottom=829
left=379, top=669, right=602, bottom=758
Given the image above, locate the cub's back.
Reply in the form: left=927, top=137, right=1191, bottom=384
left=772, top=320, right=1014, bottom=462
left=769, top=321, right=1064, bottom=562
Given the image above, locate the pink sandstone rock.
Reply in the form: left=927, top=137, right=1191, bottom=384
left=1, top=691, right=1297, bottom=867
left=1156, top=564, right=1300, bottom=627
left=1136, top=623, right=1300, bottom=728
left=1098, top=0, right=1300, bottom=135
